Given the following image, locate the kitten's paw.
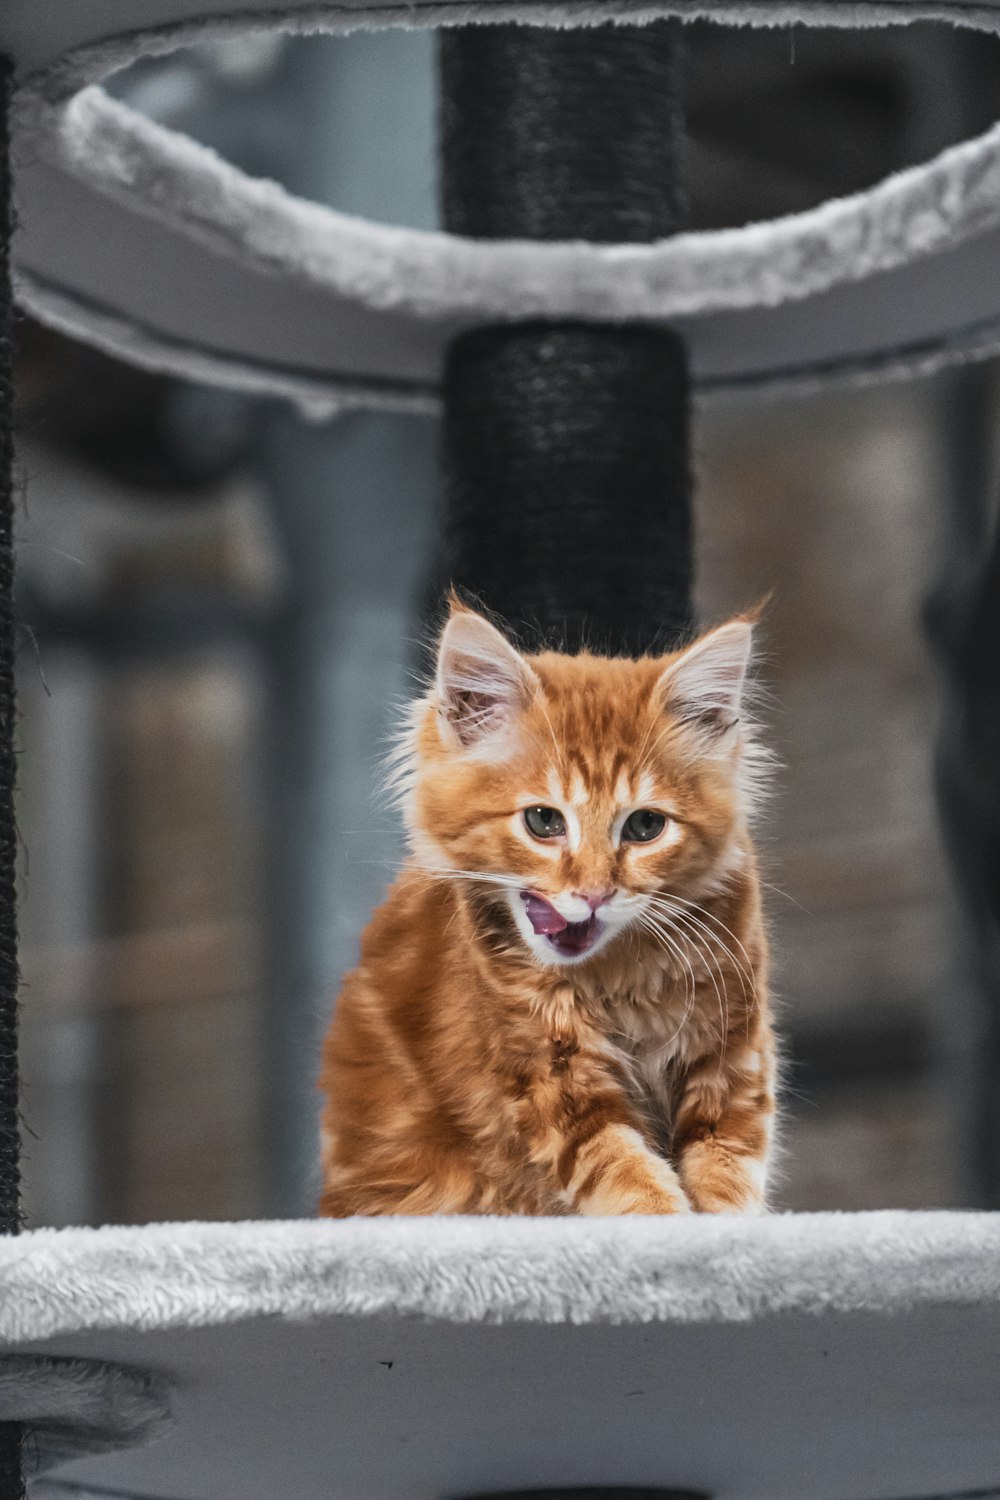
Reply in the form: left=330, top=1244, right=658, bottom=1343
left=620, top=1178, right=694, bottom=1216
left=616, top=1183, right=694, bottom=1215
left=579, top=1182, right=693, bottom=1216
left=694, top=1197, right=767, bottom=1216
left=680, top=1139, right=769, bottom=1215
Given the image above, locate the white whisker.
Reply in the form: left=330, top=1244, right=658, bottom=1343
left=630, top=710, right=661, bottom=781
left=761, top=880, right=806, bottom=911
left=634, top=717, right=682, bottom=778
left=661, top=893, right=757, bottom=972
left=635, top=912, right=699, bottom=1056
left=405, top=863, right=525, bottom=892
left=636, top=911, right=694, bottom=1009
left=648, top=901, right=747, bottom=1051
left=643, top=905, right=730, bottom=1052
left=649, top=906, right=750, bottom=1008
left=645, top=894, right=755, bottom=995
left=534, top=696, right=566, bottom=778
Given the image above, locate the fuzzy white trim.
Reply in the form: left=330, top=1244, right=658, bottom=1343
left=2, top=1212, right=1000, bottom=1346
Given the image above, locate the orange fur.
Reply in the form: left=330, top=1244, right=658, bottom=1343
left=319, top=602, right=777, bottom=1217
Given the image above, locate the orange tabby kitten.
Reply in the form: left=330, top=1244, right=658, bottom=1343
left=319, top=600, right=777, bottom=1216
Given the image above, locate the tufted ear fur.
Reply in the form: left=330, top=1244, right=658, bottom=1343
left=435, top=607, right=539, bottom=748
left=657, top=620, right=752, bottom=743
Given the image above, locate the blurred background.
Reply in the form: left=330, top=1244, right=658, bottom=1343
left=12, top=22, right=1000, bottom=1223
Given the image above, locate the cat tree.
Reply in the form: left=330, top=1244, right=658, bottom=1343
left=2, top=4, right=1000, bottom=1499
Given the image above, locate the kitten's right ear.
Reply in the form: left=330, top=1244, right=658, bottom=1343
left=435, top=608, right=538, bottom=749
left=657, top=619, right=753, bottom=744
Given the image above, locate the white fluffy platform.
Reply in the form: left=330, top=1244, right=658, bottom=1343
left=4, top=1212, right=1000, bottom=1499
left=7, top=2, right=1000, bottom=414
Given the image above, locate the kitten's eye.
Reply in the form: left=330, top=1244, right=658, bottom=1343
left=622, top=809, right=667, bottom=844
left=524, top=806, right=566, bottom=840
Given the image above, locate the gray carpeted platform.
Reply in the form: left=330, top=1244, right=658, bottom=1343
left=3, top=1213, right=1000, bottom=1500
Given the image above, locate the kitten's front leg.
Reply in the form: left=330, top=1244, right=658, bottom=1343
left=533, top=1026, right=690, bottom=1215
left=563, top=1121, right=691, bottom=1215
left=673, top=1031, right=777, bottom=1214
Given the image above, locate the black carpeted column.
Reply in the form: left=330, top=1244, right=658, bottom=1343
left=439, top=22, right=691, bottom=655
left=0, top=52, right=24, bottom=1500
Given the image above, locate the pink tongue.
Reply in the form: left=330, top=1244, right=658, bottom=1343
left=520, top=892, right=569, bottom=935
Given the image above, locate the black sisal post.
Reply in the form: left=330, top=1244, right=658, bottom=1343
left=0, top=52, right=24, bottom=1500
left=439, top=22, right=691, bottom=656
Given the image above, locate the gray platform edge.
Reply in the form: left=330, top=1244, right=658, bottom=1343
left=19, top=270, right=1000, bottom=422
left=25, top=1485, right=1000, bottom=1500
left=5, top=1214, right=1000, bottom=1488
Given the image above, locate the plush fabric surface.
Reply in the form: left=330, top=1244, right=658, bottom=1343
left=3, top=1213, right=1000, bottom=1500
left=3, top=1212, right=1000, bottom=1346
left=25, top=62, right=1000, bottom=328
left=9, top=1, right=1000, bottom=410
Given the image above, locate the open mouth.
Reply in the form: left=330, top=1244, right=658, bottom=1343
left=520, top=891, right=601, bottom=958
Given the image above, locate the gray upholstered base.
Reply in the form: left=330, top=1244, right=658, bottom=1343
left=0, top=1356, right=170, bottom=1477
left=3, top=1213, right=1000, bottom=1499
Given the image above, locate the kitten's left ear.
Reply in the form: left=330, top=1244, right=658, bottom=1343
left=435, top=608, right=539, bottom=748
left=657, top=620, right=752, bottom=742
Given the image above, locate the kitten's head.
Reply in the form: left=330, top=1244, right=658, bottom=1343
left=398, top=601, right=764, bottom=968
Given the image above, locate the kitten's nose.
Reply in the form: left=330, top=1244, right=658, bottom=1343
left=573, top=890, right=614, bottom=912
